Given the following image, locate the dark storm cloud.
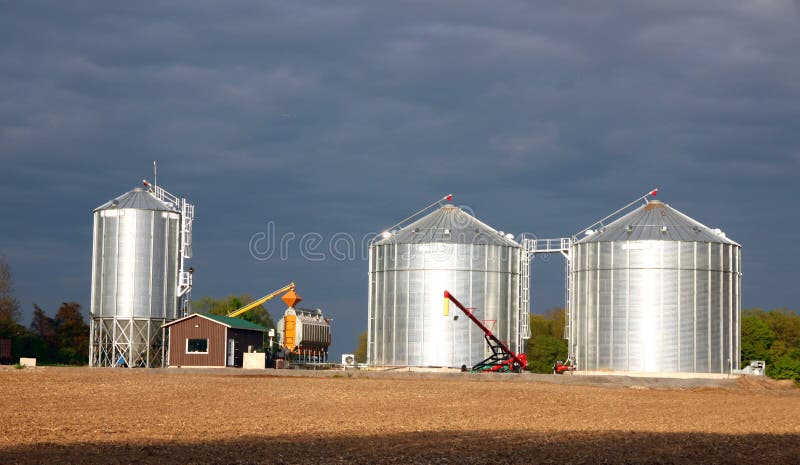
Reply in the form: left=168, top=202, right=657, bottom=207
left=1, top=1, right=798, bottom=356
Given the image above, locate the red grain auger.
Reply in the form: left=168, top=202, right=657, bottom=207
left=443, top=290, right=527, bottom=373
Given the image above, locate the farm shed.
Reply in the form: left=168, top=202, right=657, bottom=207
left=162, top=314, right=267, bottom=368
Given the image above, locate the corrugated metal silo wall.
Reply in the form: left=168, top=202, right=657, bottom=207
left=369, top=242, right=520, bottom=367
left=570, top=240, right=741, bottom=373
left=91, top=208, right=181, bottom=319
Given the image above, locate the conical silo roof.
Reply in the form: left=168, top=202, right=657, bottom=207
left=577, top=200, right=738, bottom=245
left=95, top=187, right=177, bottom=212
left=375, top=204, right=519, bottom=246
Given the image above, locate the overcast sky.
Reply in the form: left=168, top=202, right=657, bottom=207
left=1, top=1, right=798, bottom=357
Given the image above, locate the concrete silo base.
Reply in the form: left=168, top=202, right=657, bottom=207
left=575, top=370, right=740, bottom=380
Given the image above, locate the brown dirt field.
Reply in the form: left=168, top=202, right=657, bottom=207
left=1, top=367, right=799, bottom=464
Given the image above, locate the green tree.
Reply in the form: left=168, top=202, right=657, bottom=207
left=0, top=260, right=90, bottom=365
left=0, top=315, right=25, bottom=341
left=741, top=308, right=800, bottom=383
left=53, top=302, right=89, bottom=365
left=761, top=308, right=800, bottom=361
left=194, top=294, right=276, bottom=329
left=353, top=330, right=367, bottom=363
left=30, top=304, right=58, bottom=362
left=741, top=311, right=776, bottom=363
left=769, top=348, right=800, bottom=382
left=525, top=308, right=568, bottom=373
left=0, top=258, right=44, bottom=364
left=29, top=302, right=89, bottom=365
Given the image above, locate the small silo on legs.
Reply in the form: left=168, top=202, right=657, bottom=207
left=89, top=182, right=194, bottom=368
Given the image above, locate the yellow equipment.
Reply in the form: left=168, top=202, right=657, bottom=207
left=226, top=282, right=296, bottom=318
left=279, top=289, right=303, bottom=351
left=283, top=312, right=297, bottom=352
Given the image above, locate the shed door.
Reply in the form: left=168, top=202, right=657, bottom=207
left=227, top=338, right=235, bottom=366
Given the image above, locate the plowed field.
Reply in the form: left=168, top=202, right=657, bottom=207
left=1, top=367, right=798, bottom=464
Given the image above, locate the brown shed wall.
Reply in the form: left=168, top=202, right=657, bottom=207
left=167, top=316, right=226, bottom=367
left=0, top=338, right=12, bottom=363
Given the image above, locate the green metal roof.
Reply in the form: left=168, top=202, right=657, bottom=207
left=161, top=312, right=271, bottom=331
left=198, top=313, right=270, bottom=331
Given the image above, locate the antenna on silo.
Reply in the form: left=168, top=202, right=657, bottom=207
left=153, top=160, right=158, bottom=189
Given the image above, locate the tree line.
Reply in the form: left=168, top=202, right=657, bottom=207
left=2, top=254, right=798, bottom=379
left=741, top=308, right=800, bottom=381
left=1, top=258, right=89, bottom=364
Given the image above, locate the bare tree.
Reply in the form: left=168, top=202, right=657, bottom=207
left=0, top=257, right=20, bottom=323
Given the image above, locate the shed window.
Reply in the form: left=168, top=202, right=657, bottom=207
left=186, top=338, right=208, bottom=354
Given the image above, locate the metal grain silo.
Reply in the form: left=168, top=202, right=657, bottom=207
left=368, top=204, right=521, bottom=367
left=569, top=200, right=741, bottom=374
left=89, top=181, right=194, bottom=368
